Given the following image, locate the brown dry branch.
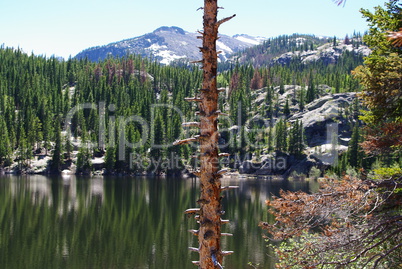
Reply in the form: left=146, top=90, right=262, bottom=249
left=262, top=175, right=402, bottom=268
left=388, top=28, right=402, bottom=47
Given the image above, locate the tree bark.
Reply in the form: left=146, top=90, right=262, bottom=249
left=176, top=1, right=235, bottom=268
left=197, top=0, right=222, bottom=267
left=196, top=1, right=235, bottom=268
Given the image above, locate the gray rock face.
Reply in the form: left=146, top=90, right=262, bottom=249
left=289, top=92, right=356, bottom=147
left=75, top=26, right=265, bottom=64
left=275, top=43, right=371, bottom=65
left=243, top=89, right=358, bottom=175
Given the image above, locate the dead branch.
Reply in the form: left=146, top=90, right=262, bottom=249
left=173, top=137, right=198, bottom=146
left=184, top=97, right=202, bottom=102
left=216, top=14, right=236, bottom=28
left=185, top=208, right=201, bottom=214
left=221, top=233, right=233, bottom=236
left=182, top=122, right=200, bottom=128
left=189, top=229, right=199, bottom=236
left=221, top=251, right=234, bottom=256
left=221, top=186, right=239, bottom=191
left=263, top=176, right=402, bottom=268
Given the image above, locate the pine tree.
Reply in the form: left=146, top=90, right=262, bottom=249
left=348, top=123, right=360, bottom=167
left=306, top=74, right=316, bottom=103
left=283, top=97, right=290, bottom=117
left=265, top=126, right=274, bottom=152
left=50, top=118, right=63, bottom=173
left=275, top=119, right=288, bottom=152
left=299, top=86, right=305, bottom=111
left=279, top=82, right=285, bottom=94
left=76, top=141, right=92, bottom=175
left=104, top=145, right=116, bottom=173
left=64, top=134, right=73, bottom=161
left=0, top=116, right=11, bottom=166
left=289, top=120, right=304, bottom=156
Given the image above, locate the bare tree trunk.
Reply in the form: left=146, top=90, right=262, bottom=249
left=175, top=1, right=235, bottom=268
left=197, top=0, right=223, bottom=268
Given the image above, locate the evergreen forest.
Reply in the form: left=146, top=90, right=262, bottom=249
left=0, top=7, right=399, bottom=179
left=0, top=0, right=401, bottom=268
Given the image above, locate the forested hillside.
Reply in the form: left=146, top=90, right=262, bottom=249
left=0, top=33, right=370, bottom=175
left=0, top=48, right=199, bottom=174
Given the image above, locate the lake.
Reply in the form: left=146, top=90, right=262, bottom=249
left=0, top=175, right=313, bottom=269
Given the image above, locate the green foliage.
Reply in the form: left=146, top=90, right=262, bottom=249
left=373, top=164, right=402, bottom=180
left=288, top=120, right=304, bottom=156
left=275, top=118, right=287, bottom=152
left=50, top=118, right=63, bottom=173
left=360, top=0, right=402, bottom=57
left=353, top=1, right=402, bottom=155
left=0, top=46, right=203, bottom=174
left=270, top=232, right=381, bottom=269
left=309, top=166, right=321, bottom=180
left=0, top=25, right=369, bottom=173
left=76, top=141, right=92, bottom=174
left=0, top=116, right=12, bottom=165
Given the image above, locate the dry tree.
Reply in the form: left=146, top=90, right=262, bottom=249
left=174, top=1, right=236, bottom=268
left=261, top=175, right=402, bottom=268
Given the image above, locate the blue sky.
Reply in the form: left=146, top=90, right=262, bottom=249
left=0, top=0, right=387, bottom=59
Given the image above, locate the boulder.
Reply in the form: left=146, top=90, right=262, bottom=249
left=289, top=92, right=356, bottom=147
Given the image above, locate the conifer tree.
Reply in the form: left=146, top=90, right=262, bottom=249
left=348, top=123, right=360, bottom=167
left=0, top=116, right=11, bottom=166
left=275, top=119, right=287, bottom=152
left=299, top=86, right=305, bottom=111
left=105, top=144, right=116, bottom=174
left=289, top=120, right=304, bottom=156
left=306, top=74, right=316, bottom=103
left=50, top=118, right=63, bottom=173
left=283, top=97, right=290, bottom=117
left=76, top=141, right=92, bottom=175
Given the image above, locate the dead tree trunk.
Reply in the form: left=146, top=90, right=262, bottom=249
left=175, top=1, right=235, bottom=268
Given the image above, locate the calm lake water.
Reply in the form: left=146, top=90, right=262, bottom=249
left=0, top=175, right=313, bottom=269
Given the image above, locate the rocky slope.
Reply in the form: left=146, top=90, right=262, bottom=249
left=75, top=26, right=266, bottom=64
left=229, top=34, right=370, bottom=67
left=235, top=86, right=358, bottom=177
left=274, top=43, right=371, bottom=65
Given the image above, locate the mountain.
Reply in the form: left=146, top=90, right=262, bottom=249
left=228, top=33, right=370, bottom=67
left=75, top=26, right=266, bottom=64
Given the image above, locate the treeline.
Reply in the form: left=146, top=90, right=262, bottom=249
left=220, top=32, right=365, bottom=69
left=0, top=47, right=201, bottom=173
left=0, top=38, right=367, bottom=174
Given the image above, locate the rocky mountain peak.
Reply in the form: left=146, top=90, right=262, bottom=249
left=153, top=26, right=186, bottom=35
left=75, top=26, right=265, bottom=64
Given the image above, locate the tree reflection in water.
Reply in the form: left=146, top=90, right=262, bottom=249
left=0, top=175, right=312, bottom=269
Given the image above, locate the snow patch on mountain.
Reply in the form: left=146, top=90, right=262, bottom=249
left=217, top=41, right=233, bottom=54
left=75, top=26, right=266, bottom=64
left=234, top=34, right=265, bottom=45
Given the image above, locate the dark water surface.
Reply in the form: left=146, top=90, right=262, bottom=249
left=0, top=175, right=312, bottom=269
